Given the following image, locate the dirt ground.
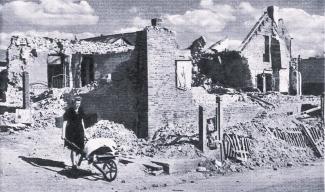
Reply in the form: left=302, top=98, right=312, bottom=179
left=157, top=160, right=324, bottom=192
left=0, top=126, right=324, bottom=192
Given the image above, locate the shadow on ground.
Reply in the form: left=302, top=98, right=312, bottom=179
left=19, top=156, right=99, bottom=180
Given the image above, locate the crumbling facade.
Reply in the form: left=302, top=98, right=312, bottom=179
left=5, top=33, right=134, bottom=106
left=239, top=6, right=295, bottom=93
left=3, top=19, right=198, bottom=139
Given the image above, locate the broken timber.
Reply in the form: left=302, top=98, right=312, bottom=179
left=291, top=106, right=321, bottom=117
left=247, top=93, right=275, bottom=108
left=292, top=119, right=323, bottom=157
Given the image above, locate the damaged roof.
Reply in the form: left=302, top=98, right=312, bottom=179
left=9, top=35, right=135, bottom=55
left=83, top=32, right=138, bottom=46
left=239, top=6, right=291, bottom=52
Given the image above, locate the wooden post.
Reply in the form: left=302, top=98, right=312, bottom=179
left=198, top=106, right=207, bottom=153
left=262, top=74, right=266, bottom=93
left=22, top=71, right=30, bottom=109
left=297, top=72, right=302, bottom=96
left=67, top=55, right=73, bottom=88
left=321, top=93, right=325, bottom=124
left=216, top=96, right=224, bottom=161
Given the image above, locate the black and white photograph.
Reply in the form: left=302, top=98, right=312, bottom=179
left=0, top=0, right=324, bottom=191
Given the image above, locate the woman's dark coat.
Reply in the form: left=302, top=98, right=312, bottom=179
left=63, top=107, right=85, bottom=153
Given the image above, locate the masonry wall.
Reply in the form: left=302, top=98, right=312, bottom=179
left=241, top=14, right=291, bottom=93
left=146, top=27, right=198, bottom=138
left=299, top=58, right=325, bottom=95
left=6, top=46, right=25, bottom=106
left=241, top=16, right=274, bottom=88
left=81, top=31, right=148, bottom=137
left=278, top=39, right=290, bottom=92
left=241, top=34, right=273, bottom=87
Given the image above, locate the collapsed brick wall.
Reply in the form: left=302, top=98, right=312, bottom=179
left=146, top=27, right=198, bottom=138
left=5, top=41, right=45, bottom=106
left=299, top=58, right=325, bottom=95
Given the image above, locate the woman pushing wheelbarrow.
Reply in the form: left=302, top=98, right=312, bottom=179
left=61, top=96, right=119, bottom=181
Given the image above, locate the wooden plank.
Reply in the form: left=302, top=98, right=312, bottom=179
left=291, top=133, right=296, bottom=145
left=143, top=162, right=163, bottom=171
left=247, top=94, right=275, bottom=108
left=298, top=134, right=303, bottom=147
left=292, top=106, right=321, bottom=117
left=293, top=133, right=299, bottom=146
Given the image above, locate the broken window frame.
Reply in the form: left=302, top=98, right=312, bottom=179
left=175, top=60, right=192, bottom=91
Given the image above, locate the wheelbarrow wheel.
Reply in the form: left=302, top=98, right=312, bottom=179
left=102, top=159, right=117, bottom=182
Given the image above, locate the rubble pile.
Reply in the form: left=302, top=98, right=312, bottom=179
left=135, top=123, right=201, bottom=158
left=0, top=112, right=23, bottom=132
left=152, top=124, right=198, bottom=145
left=10, top=36, right=135, bottom=56
left=86, top=120, right=138, bottom=153
left=138, top=142, right=200, bottom=159
left=32, top=88, right=70, bottom=129
left=249, top=92, right=320, bottom=107
left=85, top=120, right=202, bottom=159
left=224, top=111, right=322, bottom=168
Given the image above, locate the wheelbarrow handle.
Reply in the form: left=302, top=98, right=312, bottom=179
left=63, top=138, right=84, bottom=154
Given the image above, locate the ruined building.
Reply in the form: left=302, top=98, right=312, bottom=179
left=299, top=57, right=325, bottom=95
left=239, top=6, right=300, bottom=93
left=3, top=19, right=198, bottom=138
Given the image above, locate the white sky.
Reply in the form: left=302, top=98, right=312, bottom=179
left=0, top=0, right=324, bottom=58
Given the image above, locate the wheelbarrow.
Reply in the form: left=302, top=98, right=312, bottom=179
left=64, top=138, right=119, bottom=182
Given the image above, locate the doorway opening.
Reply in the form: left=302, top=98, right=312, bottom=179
left=81, top=56, right=95, bottom=87
left=257, top=73, right=272, bottom=92
left=47, top=55, right=67, bottom=88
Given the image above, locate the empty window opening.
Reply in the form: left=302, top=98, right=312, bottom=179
left=263, top=36, right=270, bottom=62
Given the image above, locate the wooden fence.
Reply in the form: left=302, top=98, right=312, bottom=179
left=272, top=127, right=308, bottom=148
left=270, top=122, right=323, bottom=157
left=223, top=134, right=250, bottom=162
left=223, top=123, right=324, bottom=162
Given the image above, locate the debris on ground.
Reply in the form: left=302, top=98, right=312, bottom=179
left=223, top=110, right=323, bottom=170
left=0, top=85, right=323, bottom=175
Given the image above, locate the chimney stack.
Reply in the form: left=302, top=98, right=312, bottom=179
left=151, top=18, right=163, bottom=27
left=267, top=6, right=279, bottom=25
